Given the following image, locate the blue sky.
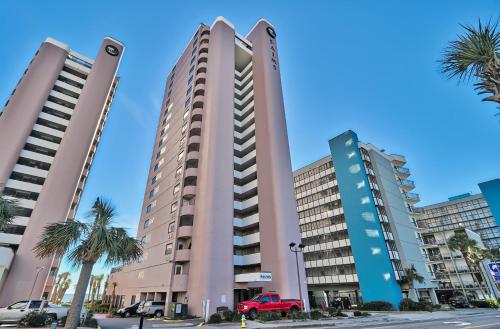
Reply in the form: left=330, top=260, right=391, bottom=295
left=1, top=0, right=499, bottom=292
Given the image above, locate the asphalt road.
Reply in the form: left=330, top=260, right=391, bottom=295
left=96, top=310, right=500, bottom=329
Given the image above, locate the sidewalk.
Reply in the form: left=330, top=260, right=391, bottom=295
left=203, top=309, right=500, bottom=329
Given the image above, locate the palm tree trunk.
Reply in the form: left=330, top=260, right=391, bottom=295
left=474, top=263, right=491, bottom=299
left=463, top=255, right=487, bottom=299
left=65, top=262, right=94, bottom=329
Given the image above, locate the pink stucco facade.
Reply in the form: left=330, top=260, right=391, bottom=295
left=0, top=37, right=123, bottom=305
left=107, top=17, right=308, bottom=316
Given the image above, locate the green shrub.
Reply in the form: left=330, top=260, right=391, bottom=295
left=82, top=317, right=99, bottom=328
left=310, top=309, right=324, bottom=320
left=359, top=301, right=394, bottom=311
left=287, top=310, right=309, bottom=320
left=207, top=313, right=222, bottom=324
left=399, top=298, right=434, bottom=311
left=257, top=311, right=282, bottom=321
left=353, top=310, right=370, bottom=317
left=432, top=304, right=441, bottom=310
left=470, top=298, right=499, bottom=308
left=18, top=311, right=50, bottom=327
left=221, top=310, right=239, bottom=322
left=59, top=315, right=67, bottom=326
left=327, top=306, right=337, bottom=316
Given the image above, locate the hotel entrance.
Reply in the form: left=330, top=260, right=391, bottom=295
left=234, top=288, right=262, bottom=306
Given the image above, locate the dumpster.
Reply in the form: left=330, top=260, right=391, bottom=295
left=167, top=302, right=188, bottom=319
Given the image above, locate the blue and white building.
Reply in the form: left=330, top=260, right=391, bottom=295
left=293, top=130, right=437, bottom=309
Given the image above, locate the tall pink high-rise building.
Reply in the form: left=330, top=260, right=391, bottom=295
left=107, top=17, right=307, bottom=315
left=0, top=37, right=123, bottom=305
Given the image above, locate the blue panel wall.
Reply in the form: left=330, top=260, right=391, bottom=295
left=479, top=179, right=500, bottom=229
left=329, top=130, right=402, bottom=308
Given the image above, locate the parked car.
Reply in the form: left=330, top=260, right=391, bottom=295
left=237, top=293, right=302, bottom=320
left=117, top=302, right=141, bottom=317
left=331, top=297, right=351, bottom=309
left=449, top=296, right=469, bottom=308
left=0, top=300, right=68, bottom=324
left=138, top=301, right=165, bottom=317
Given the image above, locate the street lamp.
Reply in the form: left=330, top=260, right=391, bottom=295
left=289, top=242, right=305, bottom=310
left=29, top=266, right=45, bottom=299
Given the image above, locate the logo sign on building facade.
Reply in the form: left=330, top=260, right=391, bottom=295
left=488, top=262, right=500, bottom=281
left=259, top=272, right=272, bottom=281
left=105, top=45, right=119, bottom=56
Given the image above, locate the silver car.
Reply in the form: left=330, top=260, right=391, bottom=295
left=138, top=301, right=165, bottom=317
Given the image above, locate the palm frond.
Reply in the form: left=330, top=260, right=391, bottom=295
left=440, top=19, right=500, bottom=82
left=33, top=220, right=87, bottom=259
left=104, top=227, right=142, bottom=265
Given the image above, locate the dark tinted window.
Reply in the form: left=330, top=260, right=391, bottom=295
left=261, top=296, right=270, bottom=303
left=271, top=295, right=279, bottom=303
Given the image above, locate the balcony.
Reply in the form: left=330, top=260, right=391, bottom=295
left=394, top=166, right=410, bottom=179
left=171, top=274, right=188, bottom=292
left=182, top=186, right=196, bottom=198
left=180, top=205, right=195, bottom=217
left=405, top=192, right=420, bottom=204
left=186, top=151, right=199, bottom=162
left=399, top=179, right=415, bottom=192
left=233, top=213, right=259, bottom=229
left=175, top=249, right=190, bottom=262
left=234, top=252, right=261, bottom=266
left=177, top=225, right=193, bottom=238
left=233, top=232, right=260, bottom=247
left=390, top=154, right=407, bottom=166
left=184, top=168, right=198, bottom=179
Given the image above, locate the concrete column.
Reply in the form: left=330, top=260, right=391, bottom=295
left=187, top=18, right=236, bottom=316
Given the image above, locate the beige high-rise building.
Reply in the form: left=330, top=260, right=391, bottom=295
left=0, top=37, right=123, bottom=305
left=107, top=17, right=307, bottom=316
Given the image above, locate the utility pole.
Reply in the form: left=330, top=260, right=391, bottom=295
left=289, top=242, right=305, bottom=310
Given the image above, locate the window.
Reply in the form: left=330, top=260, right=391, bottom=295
left=175, top=167, right=182, bottom=177
left=271, top=295, right=279, bottom=303
left=168, top=222, right=175, bottom=233
left=151, top=176, right=157, bottom=184
left=191, top=47, right=197, bottom=56
left=160, top=129, right=165, bottom=136
left=162, top=118, right=167, bottom=126
left=165, top=243, right=173, bottom=255
left=156, top=151, right=161, bottom=159
left=186, top=86, right=192, bottom=95
left=171, top=202, right=178, bottom=213
left=175, top=265, right=182, bottom=275
left=29, top=301, right=43, bottom=309
left=154, top=163, right=159, bottom=172
left=149, top=190, right=155, bottom=199
left=183, top=110, right=190, bottom=120
left=49, top=267, right=57, bottom=277
left=188, top=75, right=193, bottom=84
left=261, top=296, right=270, bottom=304
left=158, top=139, right=163, bottom=147
left=146, top=204, right=152, bottom=213
left=177, top=151, right=184, bottom=161
left=144, top=219, right=150, bottom=229
left=140, top=235, right=146, bottom=245
left=9, top=301, right=28, bottom=310
left=184, top=97, right=191, bottom=108
left=189, top=65, right=195, bottom=74
left=173, top=183, right=180, bottom=194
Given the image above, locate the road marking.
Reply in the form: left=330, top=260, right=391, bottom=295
left=462, top=322, right=500, bottom=328
left=443, top=321, right=472, bottom=326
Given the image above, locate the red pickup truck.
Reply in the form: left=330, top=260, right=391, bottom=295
left=236, top=293, right=302, bottom=320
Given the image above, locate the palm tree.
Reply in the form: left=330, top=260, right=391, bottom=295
left=56, top=278, right=72, bottom=304
left=108, top=282, right=117, bottom=313
left=33, top=197, right=142, bottom=329
left=440, top=19, right=500, bottom=114
left=448, top=232, right=491, bottom=299
left=0, top=192, right=21, bottom=230
left=87, top=275, right=95, bottom=303
left=100, top=275, right=108, bottom=304
left=403, top=264, right=425, bottom=302
left=52, top=272, right=71, bottom=303
left=92, top=274, right=104, bottom=303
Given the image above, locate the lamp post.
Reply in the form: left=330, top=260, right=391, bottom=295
left=29, top=266, right=45, bottom=299
left=289, top=242, right=305, bottom=310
